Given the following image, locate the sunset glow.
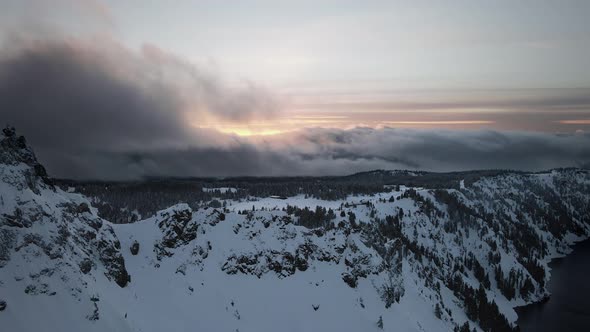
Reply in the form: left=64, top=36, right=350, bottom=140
left=382, top=121, right=495, bottom=125
left=558, top=120, right=590, bottom=125
left=1, top=0, right=589, bottom=178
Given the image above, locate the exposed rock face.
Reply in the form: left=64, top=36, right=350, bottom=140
left=0, top=127, right=130, bottom=295
left=77, top=203, right=91, bottom=214
left=154, top=204, right=197, bottom=259
left=2, top=208, right=31, bottom=228
left=220, top=217, right=385, bottom=287
left=0, top=126, right=51, bottom=190
left=221, top=241, right=341, bottom=279
left=79, top=258, right=92, bottom=274
left=0, top=127, right=35, bottom=165
left=341, top=272, right=358, bottom=288
left=58, top=201, right=130, bottom=287
left=94, top=226, right=130, bottom=287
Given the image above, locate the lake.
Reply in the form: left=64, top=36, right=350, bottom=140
left=516, top=239, right=590, bottom=331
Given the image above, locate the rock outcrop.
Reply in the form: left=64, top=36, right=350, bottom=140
left=0, top=127, right=130, bottom=294
left=154, top=204, right=197, bottom=259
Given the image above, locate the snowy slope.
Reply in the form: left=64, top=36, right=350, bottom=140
left=0, top=127, right=131, bottom=331
left=1, top=128, right=590, bottom=332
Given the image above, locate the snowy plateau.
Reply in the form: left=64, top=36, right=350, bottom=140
left=1, top=127, right=590, bottom=332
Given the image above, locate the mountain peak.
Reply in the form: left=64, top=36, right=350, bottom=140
left=1, top=126, right=51, bottom=189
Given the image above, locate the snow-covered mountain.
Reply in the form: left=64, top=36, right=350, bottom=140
left=1, top=127, right=589, bottom=332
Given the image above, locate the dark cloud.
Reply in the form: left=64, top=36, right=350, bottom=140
left=16, top=125, right=590, bottom=180
left=0, top=38, right=188, bottom=150
left=0, top=37, right=279, bottom=144
left=272, top=127, right=590, bottom=174
left=0, top=37, right=280, bottom=179
left=1, top=37, right=589, bottom=179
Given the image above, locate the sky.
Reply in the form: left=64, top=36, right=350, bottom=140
left=0, top=0, right=589, bottom=179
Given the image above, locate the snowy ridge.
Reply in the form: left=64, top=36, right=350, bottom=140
left=0, top=127, right=131, bottom=331
left=1, top=128, right=590, bottom=332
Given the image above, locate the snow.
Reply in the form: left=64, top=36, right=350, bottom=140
left=1, top=152, right=589, bottom=332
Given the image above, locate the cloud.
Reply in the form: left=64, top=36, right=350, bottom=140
left=295, top=89, right=590, bottom=112
left=1, top=36, right=589, bottom=180
left=11, top=124, right=590, bottom=180
left=0, top=36, right=279, bottom=126
left=0, top=0, right=116, bottom=40
left=1, top=38, right=182, bottom=145
left=0, top=35, right=283, bottom=178
left=137, top=43, right=280, bottom=122
left=270, top=127, right=590, bottom=174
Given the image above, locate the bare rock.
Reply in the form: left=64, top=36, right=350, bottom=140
left=79, top=258, right=92, bottom=274
left=130, top=241, right=139, bottom=255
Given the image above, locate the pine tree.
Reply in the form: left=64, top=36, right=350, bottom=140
left=458, top=322, right=471, bottom=332
left=435, top=303, right=442, bottom=319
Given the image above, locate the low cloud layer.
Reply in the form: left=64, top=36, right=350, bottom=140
left=1, top=37, right=589, bottom=180
left=274, top=127, right=590, bottom=174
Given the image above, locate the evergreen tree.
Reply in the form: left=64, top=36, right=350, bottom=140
left=435, top=303, right=442, bottom=319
